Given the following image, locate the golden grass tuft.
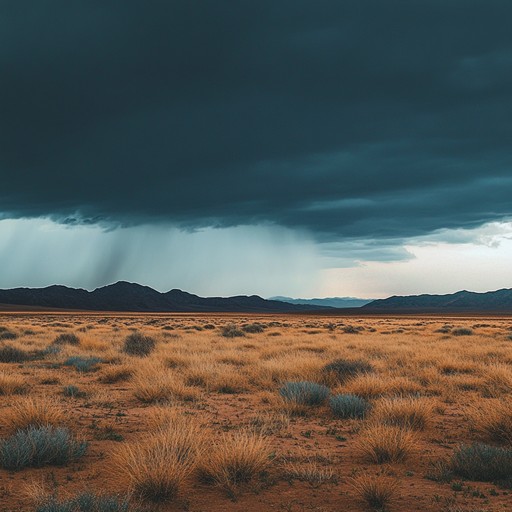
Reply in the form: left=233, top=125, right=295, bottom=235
left=1, top=396, right=66, bottom=434
left=467, top=398, right=512, bottom=444
left=132, top=370, right=200, bottom=403
left=197, top=431, right=270, bottom=491
left=355, top=424, right=417, bottom=464
left=344, top=374, right=422, bottom=399
left=0, top=371, right=29, bottom=395
left=113, top=420, right=204, bottom=502
left=351, top=473, right=398, bottom=510
left=98, top=364, right=134, bottom=384
left=371, top=396, right=435, bottom=431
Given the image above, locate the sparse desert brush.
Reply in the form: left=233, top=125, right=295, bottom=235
left=0, top=371, right=29, bottom=395
left=133, top=371, right=199, bottom=403
left=467, top=399, right=512, bottom=444
left=32, top=492, right=131, bottom=512
left=113, top=422, right=203, bottom=502
left=371, top=396, right=434, bottom=430
left=451, top=328, right=474, bottom=337
left=99, top=364, right=133, bottom=384
left=197, top=431, right=269, bottom=491
left=241, top=323, right=265, bottom=334
left=279, top=381, right=329, bottom=406
left=220, top=323, right=245, bottom=338
left=321, top=359, right=374, bottom=385
left=53, top=333, right=80, bottom=346
left=0, top=330, right=18, bottom=340
left=451, top=443, right=512, bottom=481
left=283, top=457, right=336, bottom=487
left=0, top=426, right=87, bottom=470
left=480, top=363, right=512, bottom=397
left=249, top=411, right=290, bottom=435
left=2, top=397, right=66, bottom=434
left=350, top=473, right=398, bottom=511
left=329, top=394, right=370, bottom=419
left=0, top=344, right=30, bottom=363
left=344, top=374, right=422, bottom=399
left=356, top=424, right=416, bottom=464
left=64, top=356, right=102, bottom=373
left=122, top=332, right=156, bottom=357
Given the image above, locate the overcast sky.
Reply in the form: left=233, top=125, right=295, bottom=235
left=1, top=1, right=511, bottom=298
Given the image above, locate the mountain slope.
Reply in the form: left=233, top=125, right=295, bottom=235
left=0, top=282, right=327, bottom=313
left=271, top=296, right=372, bottom=308
left=364, top=288, right=512, bottom=311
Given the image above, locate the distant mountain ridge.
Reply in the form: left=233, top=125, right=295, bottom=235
left=0, top=281, right=330, bottom=313
left=364, top=288, right=512, bottom=311
left=271, top=296, right=372, bottom=308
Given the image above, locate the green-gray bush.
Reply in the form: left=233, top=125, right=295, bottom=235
left=280, top=381, right=329, bottom=406
left=329, top=394, right=370, bottom=419
left=451, top=443, right=512, bottom=481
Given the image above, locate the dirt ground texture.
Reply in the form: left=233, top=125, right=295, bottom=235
left=0, top=312, right=512, bottom=512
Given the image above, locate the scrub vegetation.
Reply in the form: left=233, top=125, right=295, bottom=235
left=0, top=313, right=511, bottom=511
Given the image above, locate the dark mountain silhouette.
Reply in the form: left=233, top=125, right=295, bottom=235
left=364, top=288, right=512, bottom=311
left=0, top=281, right=331, bottom=313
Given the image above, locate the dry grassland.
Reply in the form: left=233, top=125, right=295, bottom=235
left=0, top=313, right=511, bottom=511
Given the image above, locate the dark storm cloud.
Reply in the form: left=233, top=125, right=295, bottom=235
left=1, top=0, right=512, bottom=241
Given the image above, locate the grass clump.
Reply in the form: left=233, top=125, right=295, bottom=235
left=329, top=394, right=370, bottom=419
left=0, top=425, right=87, bottom=470
left=451, top=443, right=512, bottom=481
left=64, top=356, right=102, bottom=373
left=468, top=399, right=512, bottom=444
left=220, top=324, right=245, bottom=338
left=0, top=371, right=28, bottom=395
left=356, top=424, right=416, bottom=464
left=198, top=431, right=269, bottom=491
left=2, top=397, right=65, bottom=434
left=322, top=359, right=373, bottom=384
left=99, top=365, right=133, bottom=384
left=53, top=333, right=80, bottom=345
left=122, top=332, right=156, bottom=357
left=372, top=397, right=434, bottom=431
left=280, top=381, right=329, bottom=406
left=35, top=492, right=131, bottom=512
left=0, top=330, right=18, bottom=340
left=351, top=473, right=398, bottom=511
left=114, top=420, right=203, bottom=502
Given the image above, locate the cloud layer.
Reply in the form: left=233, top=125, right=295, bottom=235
left=1, top=1, right=511, bottom=243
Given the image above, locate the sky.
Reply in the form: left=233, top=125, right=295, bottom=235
left=1, top=1, right=512, bottom=298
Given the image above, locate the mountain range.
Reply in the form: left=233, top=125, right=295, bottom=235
left=270, top=296, right=372, bottom=308
left=1, top=283, right=512, bottom=312
left=364, top=288, right=512, bottom=311
left=0, top=282, right=329, bottom=313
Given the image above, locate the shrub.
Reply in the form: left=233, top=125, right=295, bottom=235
left=0, top=426, right=87, bottom=470
left=241, top=323, right=265, bottom=334
left=122, top=333, right=156, bottom=357
left=279, top=381, right=329, bottom=406
left=322, top=359, right=374, bottom=384
left=372, top=397, right=434, bottom=431
left=198, top=432, right=269, bottom=490
left=356, top=425, right=416, bottom=464
left=2, top=397, right=65, bottom=434
left=451, top=328, right=473, bottom=337
left=0, top=330, right=18, bottom=340
left=0, top=345, right=29, bottom=363
left=351, top=474, right=398, bottom=510
left=35, top=493, right=131, bottom=512
left=329, top=394, right=370, bottom=419
left=220, top=324, right=245, bottom=338
left=64, top=356, right=102, bottom=373
left=53, top=333, right=80, bottom=345
left=63, top=385, right=86, bottom=398
left=451, top=443, right=512, bottom=481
